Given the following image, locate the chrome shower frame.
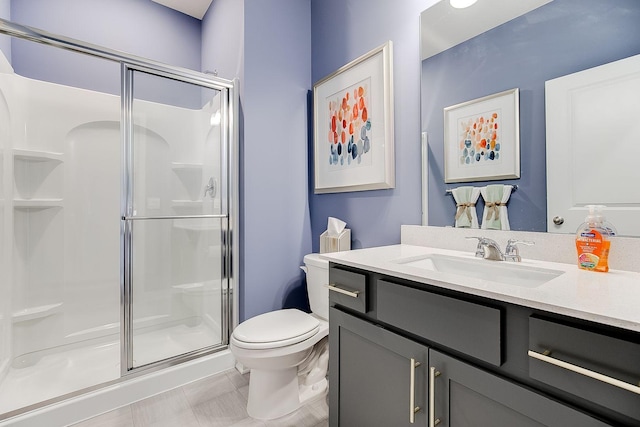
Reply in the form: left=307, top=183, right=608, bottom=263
left=0, top=16, right=239, bottom=416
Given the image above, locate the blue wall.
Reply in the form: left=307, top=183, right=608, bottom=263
left=202, top=0, right=243, bottom=81
left=240, top=0, right=313, bottom=320
left=423, top=0, right=640, bottom=231
left=205, top=0, right=316, bottom=322
left=310, top=0, right=426, bottom=251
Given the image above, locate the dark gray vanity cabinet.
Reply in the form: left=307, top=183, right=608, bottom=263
left=329, top=307, right=429, bottom=427
left=529, top=317, right=640, bottom=422
left=429, top=349, right=609, bottom=427
left=376, top=279, right=502, bottom=366
left=328, top=263, right=631, bottom=427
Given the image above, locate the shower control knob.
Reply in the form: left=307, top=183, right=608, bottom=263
left=552, top=216, right=564, bottom=225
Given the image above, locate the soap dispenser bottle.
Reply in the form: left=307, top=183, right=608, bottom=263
left=575, top=205, right=615, bottom=272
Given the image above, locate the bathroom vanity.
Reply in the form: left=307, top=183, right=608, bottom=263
left=323, top=235, right=640, bottom=426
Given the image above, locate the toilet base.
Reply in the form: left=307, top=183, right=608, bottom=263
left=246, top=367, right=299, bottom=420
left=233, top=320, right=330, bottom=420
left=246, top=369, right=328, bottom=420
left=300, top=377, right=328, bottom=405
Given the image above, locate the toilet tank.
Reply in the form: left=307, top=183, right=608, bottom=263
left=303, top=253, right=329, bottom=320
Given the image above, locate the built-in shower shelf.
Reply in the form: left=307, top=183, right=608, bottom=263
left=13, top=149, right=64, bottom=163
left=14, top=199, right=64, bottom=209
left=171, top=162, right=203, bottom=171
left=12, top=303, right=63, bottom=323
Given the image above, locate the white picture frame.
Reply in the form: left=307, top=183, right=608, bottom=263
left=444, top=88, right=520, bottom=183
left=313, top=41, right=394, bottom=193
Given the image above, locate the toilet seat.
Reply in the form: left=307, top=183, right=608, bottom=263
left=232, top=309, right=320, bottom=350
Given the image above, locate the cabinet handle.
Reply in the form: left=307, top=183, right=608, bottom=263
left=429, top=367, right=441, bottom=427
left=409, top=358, right=421, bottom=423
left=326, top=284, right=360, bottom=298
left=528, top=350, right=640, bottom=395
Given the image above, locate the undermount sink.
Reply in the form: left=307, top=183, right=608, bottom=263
left=393, top=254, right=564, bottom=288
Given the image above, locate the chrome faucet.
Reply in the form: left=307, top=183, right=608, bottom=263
left=467, top=237, right=504, bottom=261
left=466, top=237, right=535, bottom=262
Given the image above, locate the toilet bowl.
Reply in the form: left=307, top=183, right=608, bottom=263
left=230, top=254, right=329, bottom=420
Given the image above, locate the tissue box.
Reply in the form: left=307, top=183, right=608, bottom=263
left=320, top=229, right=351, bottom=253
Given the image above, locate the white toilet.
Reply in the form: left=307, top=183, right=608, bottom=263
left=230, top=253, right=329, bottom=420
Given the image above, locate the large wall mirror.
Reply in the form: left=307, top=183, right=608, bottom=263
left=420, top=0, right=640, bottom=236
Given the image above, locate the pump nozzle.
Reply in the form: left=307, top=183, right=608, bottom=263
left=585, top=204, right=605, bottom=223
left=584, top=205, right=615, bottom=236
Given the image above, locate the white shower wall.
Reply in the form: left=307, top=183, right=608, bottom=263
left=0, top=57, right=223, bottom=384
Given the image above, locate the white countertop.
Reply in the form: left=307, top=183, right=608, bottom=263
left=321, top=244, right=640, bottom=333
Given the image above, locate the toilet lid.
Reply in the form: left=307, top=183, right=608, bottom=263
left=232, top=309, right=319, bottom=349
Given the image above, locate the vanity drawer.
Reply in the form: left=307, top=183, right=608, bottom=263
left=328, top=267, right=368, bottom=313
left=377, top=279, right=502, bottom=366
left=529, top=316, right=640, bottom=422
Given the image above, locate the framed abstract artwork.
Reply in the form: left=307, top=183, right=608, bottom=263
left=443, top=88, right=520, bottom=183
left=313, top=41, right=394, bottom=193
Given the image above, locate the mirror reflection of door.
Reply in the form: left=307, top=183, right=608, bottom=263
left=546, top=54, right=640, bottom=237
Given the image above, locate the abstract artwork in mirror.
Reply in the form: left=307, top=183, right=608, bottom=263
left=444, top=88, right=520, bottom=183
left=313, top=41, right=394, bottom=194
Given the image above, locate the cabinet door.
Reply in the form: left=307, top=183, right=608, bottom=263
left=330, top=307, right=429, bottom=427
left=429, top=349, right=610, bottom=427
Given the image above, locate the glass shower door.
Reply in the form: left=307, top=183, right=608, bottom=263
left=122, top=66, right=229, bottom=371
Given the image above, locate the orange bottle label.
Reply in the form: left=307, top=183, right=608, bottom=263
left=576, top=229, right=609, bottom=272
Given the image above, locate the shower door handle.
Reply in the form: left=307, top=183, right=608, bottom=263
left=122, top=214, right=227, bottom=220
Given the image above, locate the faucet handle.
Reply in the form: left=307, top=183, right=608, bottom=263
left=505, top=239, right=534, bottom=250
left=504, top=239, right=534, bottom=261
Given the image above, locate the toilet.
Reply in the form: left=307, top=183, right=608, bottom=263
left=230, top=253, right=329, bottom=420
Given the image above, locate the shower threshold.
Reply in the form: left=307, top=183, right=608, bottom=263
left=0, top=321, right=221, bottom=416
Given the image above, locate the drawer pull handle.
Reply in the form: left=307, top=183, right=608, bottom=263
left=327, top=284, right=360, bottom=298
left=410, top=358, right=421, bottom=423
left=528, top=350, right=640, bottom=395
left=429, top=367, right=441, bottom=427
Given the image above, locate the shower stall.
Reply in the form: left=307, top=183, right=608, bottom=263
left=0, top=20, right=238, bottom=423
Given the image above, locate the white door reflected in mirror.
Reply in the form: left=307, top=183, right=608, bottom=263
left=545, top=54, right=640, bottom=237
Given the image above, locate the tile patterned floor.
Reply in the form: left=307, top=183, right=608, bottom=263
left=72, top=369, right=329, bottom=427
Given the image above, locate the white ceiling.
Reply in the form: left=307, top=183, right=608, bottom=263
left=420, top=0, right=553, bottom=60
left=151, top=0, right=214, bottom=20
